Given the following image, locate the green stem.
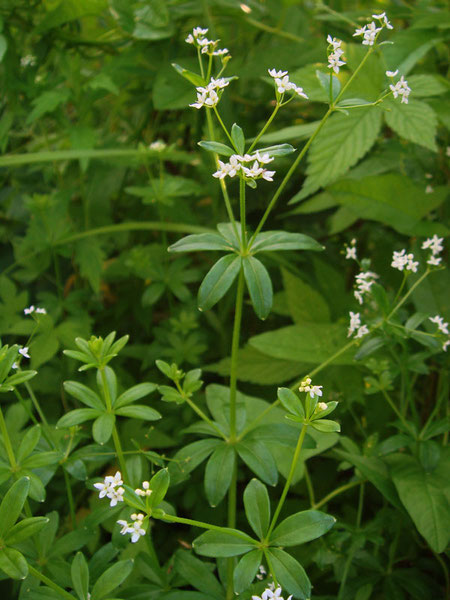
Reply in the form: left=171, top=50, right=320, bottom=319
left=0, top=405, right=17, bottom=470
left=380, top=388, right=416, bottom=438
left=213, top=107, right=236, bottom=149
left=303, top=463, right=315, bottom=507
left=159, top=512, right=255, bottom=543
left=175, top=382, right=227, bottom=440
left=248, top=104, right=280, bottom=152
left=387, top=269, right=430, bottom=320
left=28, top=565, right=76, bottom=600
left=239, top=177, right=246, bottom=248
left=313, top=479, right=362, bottom=510
left=63, top=469, right=77, bottom=529
left=266, top=424, right=308, bottom=539
left=229, top=269, right=245, bottom=441
left=100, top=368, right=129, bottom=482
left=263, top=549, right=279, bottom=587
left=25, top=382, right=50, bottom=428
left=226, top=459, right=238, bottom=600
left=337, top=548, right=356, bottom=600
left=356, top=482, right=364, bottom=528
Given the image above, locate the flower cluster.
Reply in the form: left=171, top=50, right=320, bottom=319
left=149, top=140, right=167, bottom=152
left=268, top=69, right=308, bottom=100
left=185, top=27, right=229, bottom=57
left=391, top=249, right=419, bottom=273
left=190, top=77, right=229, bottom=109
left=422, top=235, right=444, bottom=266
left=256, top=565, right=266, bottom=581
left=117, top=513, right=146, bottom=543
left=429, top=315, right=450, bottom=352
left=344, top=238, right=357, bottom=261
left=93, top=471, right=125, bottom=507
left=348, top=311, right=369, bottom=339
left=252, top=586, right=292, bottom=600
left=299, top=377, right=323, bottom=398
left=353, top=12, right=392, bottom=46
left=24, top=305, right=46, bottom=315
left=387, top=71, right=411, bottom=104
left=213, top=152, right=275, bottom=182
left=354, top=271, right=378, bottom=304
left=135, top=480, right=152, bottom=497
left=326, top=35, right=346, bottom=74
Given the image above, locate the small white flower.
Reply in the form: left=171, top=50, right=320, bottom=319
left=386, top=69, right=398, bottom=78
left=425, top=185, right=434, bottom=194
left=390, top=75, right=411, bottom=104
left=427, top=255, right=442, bottom=266
left=372, top=12, right=393, bottom=29
left=391, top=249, right=408, bottom=271
left=429, top=315, right=449, bottom=335
left=135, top=481, right=152, bottom=497
left=19, top=347, right=30, bottom=359
left=317, top=402, right=328, bottom=411
left=355, top=324, right=369, bottom=338
left=362, top=21, right=382, bottom=45
left=354, top=271, right=378, bottom=304
left=443, top=340, right=450, bottom=352
left=406, top=253, right=419, bottom=273
left=108, top=486, right=125, bottom=507
left=252, top=587, right=292, bottom=600
left=24, top=306, right=35, bottom=315
left=328, top=49, right=345, bottom=74
left=35, top=307, right=47, bottom=314
left=150, top=140, right=166, bottom=151
left=299, top=377, right=323, bottom=398
left=327, top=35, right=342, bottom=50
left=348, top=311, right=361, bottom=337
left=422, top=235, right=444, bottom=255
left=275, top=75, right=295, bottom=94
left=12, top=363, right=18, bottom=369
left=105, top=471, right=123, bottom=487
left=256, top=564, right=267, bottom=580
left=117, top=519, right=132, bottom=535
left=20, top=55, right=36, bottom=67
left=353, top=26, right=367, bottom=37
left=268, top=68, right=287, bottom=78
left=255, top=151, right=274, bottom=164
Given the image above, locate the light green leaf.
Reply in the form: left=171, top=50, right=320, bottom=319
left=0, top=548, right=28, bottom=580
left=169, top=233, right=234, bottom=253
left=0, top=477, right=30, bottom=535
left=148, top=469, right=170, bottom=508
left=115, top=404, right=161, bottom=421
left=172, top=63, right=205, bottom=87
left=255, top=143, right=295, bottom=157
left=384, top=99, right=437, bottom=151
left=92, top=413, right=115, bottom=445
left=231, top=123, right=245, bottom=154
left=282, top=268, right=330, bottom=324
left=204, top=444, right=235, bottom=507
left=270, top=510, right=335, bottom=546
left=64, top=381, right=104, bottom=411
left=277, top=387, right=305, bottom=418
left=406, top=74, right=448, bottom=97
left=250, top=231, right=323, bottom=254
left=193, top=529, right=256, bottom=557
left=198, top=255, right=241, bottom=311
left=310, top=419, right=341, bottom=433
left=169, top=439, right=222, bottom=483
left=243, top=256, right=273, bottom=320
left=91, top=559, right=134, bottom=600
left=234, top=549, right=263, bottom=594
left=4, top=516, right=49, bottom=546
left=243, top=479, right=270, bottom=539
left=198, top=140, right=235, bottom=156
left=316, top=70, right=341, bottom=101
left=236, top=440, right=278, bottom=486
left=17, top=425, right=41, bottom=462
left=114, top=383, right=157, bottom=408
left=71, top=552, right=89, bottom=600
left=268, top=548, right=311, bottom=599
left=57, top=408, right=101, bottom=428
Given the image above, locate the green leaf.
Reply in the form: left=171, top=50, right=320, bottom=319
left=198, top=141, right=235, bottom=156
left=256, top=143, right=295, bottom=157
left=277, top=387, right=305, bottom=418
left=236, top=440, right=278, bottom=486
left=231, top=123, right=245, bottom=154
left=243, top=256, right=273, bottom=320
left=174, top=551, right=223, bottom=599
left=205, top=443, right=236, bottom=507
left=384, top=99, right=437, bottom=152
left=310, top=419, right=341, bottom=433
left=0, top=35, right=7, bottom=63
left=169, top=439, right=222, bottom=482
left=17, top=425, right=41, bottom=462
left=115, top=405, right=162, bottom=421
left=386, top=453, right=450, bottom=553
left=270, top=510, right=335, bottom=546
left=91, top=559, right=134, bottom=600
left=4, top=516, right=49, bottom=545
left=193, top=529, right=256, bottom=557
left=234, top=549, right=263, bottom=594
left=250, top=231, right=323, bottom=254
left=243, top=479, right=270, bottom=539
left=172, top=63, right=205, bottom=87
left=316, top=70, right=341, bottom=101
left=169, top=233, right=234, bottom=253
left=4, top=370, right=37, bottom=387
left=290, top=107, right=382, bottom=202
left=198, top=255, right=241, bottom=311
left=268, top=548, right=311, bottom=599
left=281, top=268, right=330, bottom=324
left=406, top=74, right=448, bottom=98
left=114, top=382, right=157, bottom=408
left=0, top=477, right=30, bottom=535
left=0, top=548, right=28, bottom=580
left=74, top=238, right=105, bottom=293
left=26, top=89, right=71, bottom=125
left=149, top=469, right=170, bottom=508
left=92, top=413, right=115, bottom=445
left=71, top=552, right=89, bottom=600
left=57, top=408, right=101, bottom=428
left=64, top=381, right=104, bottom=410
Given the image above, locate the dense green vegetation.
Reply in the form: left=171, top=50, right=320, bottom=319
left=0, top=1, right=448, bottom=599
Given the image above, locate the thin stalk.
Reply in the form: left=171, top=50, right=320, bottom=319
left=159, top=512, right=255, bottom=543
left=28, top=565, right=76, bottom=600
left=266, top=424, right=308, bottom=539
left=197, top=48, right=205, bottom=79
left=387, top=268, right=430, bottom=320
left=248, top=104, right=280, bottom=152
left=174, top=381, right=227, bottom=440
left=433, top=550, right=450, bottom=599
left=213, top=107, right=236, bottom=149
left=63, top=469, right=77, bottom=529
left=303, top=463, right=315, bottom=507
left=228, top=269, right=245, bottom=442
left=0, top=405, right=18, bottom=470
left=356, top=482, right=365, bottom=528
left=313, top=479, right=362, bottom=510
left=263, top=549, right=279, bottom=587
left=380, top=388, right=416, bottom=438
left=239, top=177, right=246, bottom=248
left=25, top=381, right=50, bottom=428
left=100, top=368, right=129, bottom=482
left=337, top=547, right=356, bottom=600
left=226, top=459, right=238, bottom=600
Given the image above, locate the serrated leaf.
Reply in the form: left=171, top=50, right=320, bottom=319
left=384, top=99, right=437, bottom=152
left=198, top=255, right=241, bottom=311
left=243, top=256, right=273, bottom=320
left=281, top=268, right=330, bottom=324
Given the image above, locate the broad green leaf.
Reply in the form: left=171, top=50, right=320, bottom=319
left=57, top=408, right=101, bottom=428
left=198, top=255, right=241, bottom=311
left=193, top=529, right=256, bottom=557
left=406, top=74, right=448, bottom=97
left=243, top=256, right=273, bottom=320
left=277, top=387, right=305, bottom=418
left=4, top=516, right=49, bottom=545
left=386, top=453, right=450, bottom=553
left=243, top=479, right=270, bottom=539
left=63, top=381, right=104, bottom=411
left=169, top=233, right=234, bottom=254
left=270, top=510, right=335, bottom=546
left=169, top=438, right=222, bottom=483
left=114, top=383, right=157, bottom=408
left=92, top=413, right=115, bottom=445
left=268, top=548, right=311, bottom=599
left=198, top=140, right=235, bottom=156
left=250, top=231, right=323, bottom=254
left=74, top=238, right=104, bottom=293
left=282, top=268, right=330, bottom=324
left=71, top=552, right=89, bottom=600
left=290, top=107, right=382, bottom=202
left=237, top=440, right=278, bottom=486
left=115, top=405, right=162, bottom=421
left=233, top=549, right=263, bottom=594
left=204, top=444, right=235, bottom=507
left=171, top=63, right=205, bottom=87
left=206, top=384, right=247, bottom=435
left=0, top=548, right=28, bottom=580
left=309, top=419, right=341, bottom=433
left=148, top=469, right=170, bottom=508
left=0, top=477, right=30, bottom=535
left=231, top=123, right=245, bottom=154
left=174, top=551, right=223, bottom=599
left=384, top=99, right=437, bottom=152
left=91, top=559, right=134, bottom=600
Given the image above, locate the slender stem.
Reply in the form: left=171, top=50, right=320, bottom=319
left=337, top=547, right=356, bottom=600
left=248, top=104, right=280, bottom=152
left=228, top=269, right=245, bottom=442
left=313, top=479, right=362, bottom=510
left=63, top=469, right=77, bottom=529
left=213, top=107, right=236, bottom=149
left=28, top=565, right=76, bottom=600
left=356, top=482, right=364, bottom=528
left=303, top=463, right=315, bottom=507
left=0, top=405, right=17, bottom=469
left=387, top=269, right=430, bottom=320
left=392, top=272, right=408, bottom=305
left=263, top=549, right=279, bottom=587
left=239, top=177, right=246, bottom=248
left=226, top=459, right=238, bottom=600
left=100, top=368, right=129, bottom=482
left=433, top=550, right=450, bottom=599
left=25, top=382, right=50, bottom=428
left=380, top=388, right=416, bottom=438
left=175, top=381, right=227, bottom=440
left=266, top=424, right=308, bottom=539
left=197, top=48, right=205, bottom=79
left=159, top=512, right=255, bottom=542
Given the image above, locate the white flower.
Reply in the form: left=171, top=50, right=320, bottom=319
left=425, top=185, right=434, bottom=194
left=268, top=68, right=287, bottom=78
left=391, top=249, right=408, bottom=271
left=117, top=519, right=132, bottom=535
left=213, top=48, right=229, bottom=56
left=386, top=69, right=398, bottom=78
left=105, top=471, right=123, bottom=487
left=190, top=77, right=229, bottom=109
left=12, top=363, right=18, bottom=369
left=354, top=271, right=378, bottom=304
left=327, top=35, right=342, bottom=50
left=317, top=402, right=328, bottom=411
left=94, top=472, right=124, bottom=507
left=93, top=480, right=111, bottom=499
left=443, top=340, right=450, bottom=352
left=429, top=315, right=449, bottom=335
left=328, top=49, right=345, bottom=74
left=24, top=306, right=35, bottom=315
left=135, top=481, right=152, bottom=497
left=422, top=235, right=444, bottom=255
left=346, top=246, right=357, bottom=260
left=353, top=26, right=367, bottom=37
left=255, top=151, right=274, bottom=164
left=256, top=564, right=266, bottom=580
left=193, top=27, right=208, bottom=37
left=117, top=513, right=147, bottom=543
left=372, top=12, right=393, bottom=29
left=20, top=55, right=36, bottom=67
left=252, top=587, right=292, bottom=600
left=355, top=324, right=369, bottom=338
left=406, top=253, right=419, bottom=273
left=18, top=347, right=30, bottom=359
left=35, top=307, right=47, bottom=314
left=299, top=377, right=323, bottom=398
left=108, top=486, right=125, bottom=507
left=24, top=305, right=47, bottom=315
left=390, top=75, right=411, bottom=104
left=150, top=140, right=166, bottom=151
left=270, top=71, right=308, bottom=100
left=213, top=153, right=276, bottom=183
left=427, top=255, right=442, bottom=266
left=362, top=21, right=382, bottom=45
left=348, top=311, right=361, bottom=337
left=275, top=75, right=295, bottom=94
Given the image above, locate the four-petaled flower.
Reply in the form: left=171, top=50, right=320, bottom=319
left=268, top=69, right=308, bottom=100
left=252, top=586, right=292, bottom=600
left=299, top=377, right=323, bottom=398
left=19, top=347, right=30, bottom=359
left=94, top=471, right=125, bottom=507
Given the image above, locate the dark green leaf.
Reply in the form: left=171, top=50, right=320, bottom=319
left=316, top=70, right=341, bottom=101
left=114, top=382, right=157, bottom=408
left=204, top=444, right=236, bottom=507
left=193, top=529, right=256, bottom=557
left=268, top=547, right=311, bottom=599
left=63, top=381, right=104, bottom=410
left=231, top=123, right=245, bottom=154
left=149, top=469, right=170, bottom=508
left=250, top=231, right=324, bottom=254
left=243, top=256, right=273, bottom=320
left=270, top=510, right=335, bottom=546
left=309, top=419, right=341, bottom=433
left=71, top=552, right=89, bottom=600
left=169, top=233, right=234, bottom=253
left=92, top=413, right=115, bottom=445
left=277, top=388, right=305, bottom=418
left=172, top=63, right=205, bottom=87
left=4, top=516, right=49, bottom=545
left=233, top=549, right=263, bottom=594
left=174, top=551, right=223, bottom=599
left=236, top=440, right=278, bottom=486
left=198, top=255, right=241, bottom=311
left=0, top=477, right=30, bottom=535
left=243, top=479, right=270, bottom=539
left=57, top=408, right=101, bottom=428
left=115, top=404, right=162, bottom=421
left=91, top=559, right=134, bottom=600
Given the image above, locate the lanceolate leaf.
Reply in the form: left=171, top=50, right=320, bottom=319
left=231, top=123, right=245, bottom=154
left=198, top=140, right=235, bottom=156
left=57, top=408, right=101, bottom=428
left=193, top=529, right=256, bottom=557
left=92, top=412, right=115, bottom=445
left=204, top=443, right=236, bottom=507
left=174, top=551, right=223, bottom=599
left=169, top=233, right=235, bottom=253
left=270, top=510, right=335, bottom=546
left=91, top=559, right=134, bottom=600
left=0, top=548, right=28, bottom=580
left=172, top=63, right=205, bottom=87
left=0, top=477, right=30, bottom=535
left=236, top=440, right=278, bottom=486
left=234, top=549, right=263, bottom=594
left=290, top=107, right=382, bottom=202
left=243, top=479, right=271, bottom=539
left=63, top=381, right=104, bottom=410
left=250, top=231, right=324, bottom=253
left=198, top=255, right=241, bottom=311
left=268, top=548, right=311, bottom=599
left=242, top=256, right=273, bottom=320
